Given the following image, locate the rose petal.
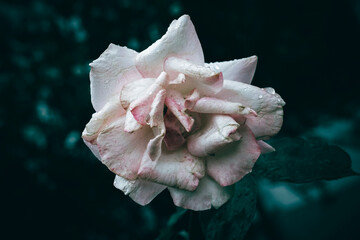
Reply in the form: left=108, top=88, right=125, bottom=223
left=187, top=115, right=241, bottom=157
left=206, top=125, right=261, bottom=187
left=163, top=110, right=186, bottom=151
left=136, top=15, right=204, bottom=77
left=120, top=78, right=154, bottom=110
left=143, top=89, right=166, bottom=162
left=124, top=109, right=142, bottom=133
left=83, top=139, right=101, bottom=160
left=114, top=175, right=166, bottom=206
left=216, top=80, right=285, bottom=138
left=138, top=147, right=205, bottom=191
left=165, top=90, right=194, bottom=132
left=168, top=176, right=234, bottom=211
left=97, top=116, right=153, bottom=180
left=82, top=95, right=125, bottom=143
left=187, top=96, right=256, bottom=115
left=164, top=57, right=223, bottom=94
left=90, top=43, right=142, bottom=111
left=257, top=140, right=275, bottom=154
left=129, top=72, right=169, bottom=125
left=205, top=56, right=258, bottom=84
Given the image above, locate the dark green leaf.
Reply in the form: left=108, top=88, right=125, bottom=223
left=199, top=174, right=257, bottom=240
left=253, top=137, right=357, bottom=183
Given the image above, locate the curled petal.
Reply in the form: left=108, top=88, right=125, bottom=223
left=97, top=116, right=153, bottom=180
left=129, top=72, right=169, bottom=125
left=164, top=57, right=223, bottom=94
left=206, top=56, right=258, bottom=84
left=165, top=90, right=194, bottom=132
left=169, top=176, right=234, bottom=211
left=82, top=95, right=125, bottom=143
left=120, top=78, right=154, bottom=110
left=90, top=44, right=142, bottom=111
left=83, top=139, right=101, bottom=160
left=216, top=80, right=285, bottom=138
left=257, top=140, right=275, bottom=154
left=143, top=89, right=167, bottom=162
left=114, top=175, right=166, bottom=206
left=206, top=125, right=261, bottom=187
left=187, top=96, right=256, bottom=115
left=187, top=115, right=241, bottom=157
left=124, top=109, right=142, bottom=133
left=136, top=15, right=204, bottom=77
left=138, top=147, right=205, bottom=191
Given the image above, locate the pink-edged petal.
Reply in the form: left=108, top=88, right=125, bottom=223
left=206, top=125, right=261, bottom=187
left=257, top=140, right=275, bottom=154
left=124, top=109, right=142, bottom=133
left=164, top=57, right=223, bottom=94
left=165, top=90, right=194, bottom=132
left=184, top=89, right=200, bottom=109
left=138, top=147, right=205, bottom=191
left=187, top=115, right=241, bottom=157
left=164, top=110, right=186, bottom=151
left=143, top=89, right=167, bottom=162
left=206, top=56, right=258, bottom=84
left=216, top=80, right=285, bottom=138
left=136, top=15, right=204, bottom=78
left=187, top=96, right=256, bottom=115
left=82, top=95, right=125, bottom=143
left=90, top=44, right=142, bottom=111
left=114, top=175, right=166, bottom=206
left=129, top=72, right=169, bottom=125
left=97, top=116, right=153, bottom=180
left=168, top=176, right=234, bottom=211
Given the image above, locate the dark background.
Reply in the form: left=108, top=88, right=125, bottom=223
left=1, top=0, right=359, bottom=239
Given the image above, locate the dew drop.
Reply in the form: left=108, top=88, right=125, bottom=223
left=258, top=95, right=263, bottom=99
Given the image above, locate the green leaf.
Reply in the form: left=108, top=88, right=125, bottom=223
left=253, top=137, right=358, bottom=183
left=199, top=174, right=257, bottom=240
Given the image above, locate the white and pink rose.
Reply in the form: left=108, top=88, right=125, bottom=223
left=82, top=15, right=285, bottom=211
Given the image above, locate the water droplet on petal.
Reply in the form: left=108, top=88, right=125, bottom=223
left=258, top=95, right=263, bottom=99
left=264, top=87, right=275, bottom=94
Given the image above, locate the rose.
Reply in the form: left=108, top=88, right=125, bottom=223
left=82, top=15, right=285, bottom=211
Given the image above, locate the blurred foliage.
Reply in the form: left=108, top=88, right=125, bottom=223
left=1, top=0, right=359, bottom=239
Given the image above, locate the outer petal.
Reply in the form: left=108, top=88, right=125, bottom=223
left=90, top=44, right=142, bottom=111
left=206, top=125, right=261, bottom=187
left=138, top=147, right=205, bottom=191
left=216, top=80, right=285, bottom=139
left=187, top=115, right=241, bottom=157
left=168, top=176, right=234, bottom=211
left=114, top=175, right=166, bottom=206
left=206, top=56, right=258, bottom=84
left=83, top=139, right=101, bottom=160
left=136, top=15, right=204, bottom=77
left=96, top=116, right=153, bottom=180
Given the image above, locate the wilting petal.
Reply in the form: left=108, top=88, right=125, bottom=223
left=206, top=125, right=261, bottom=187
left=165, top=90, right=194, bottom=132
left=138, top=147, right=205, bottom=191
left=114, top=175, right=166, bottom=206
left=257, top=140, right=275, bottom=154
left=169, top=176, right=234, bottom=211
left=129, top=72, right=169, bottom=125
left=164, top=57, right=223, bottom=94
left=136, top=15, right=204, bottom=78
left=143, top=89, right=166, bottom=162
left=187, top=96, right=256, bottom=115
left=82, top=95, right=125, bottom=143
left=90, top=44, right=142, bottom=111
left=206, top=56, right=258, bottom=84
left=187, top=115, right=241, bottom=157
left=97, top=116, right=153, bottom=180
left=216, top=80, right=285, bottom=138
